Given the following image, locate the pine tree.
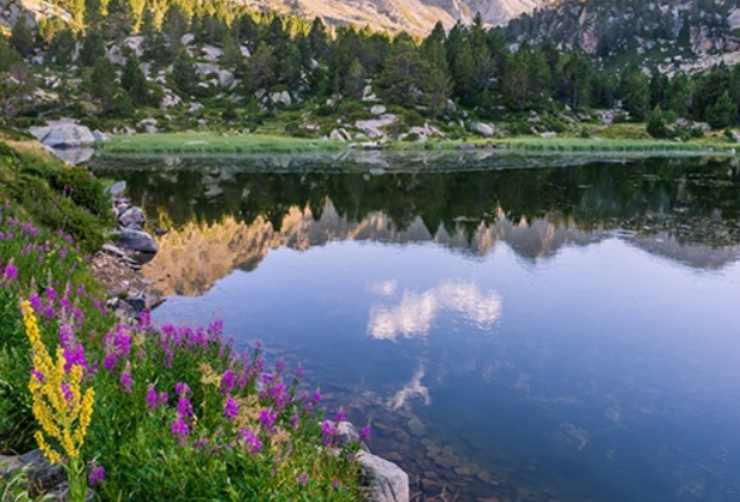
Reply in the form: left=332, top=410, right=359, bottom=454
left=707, top=91, right=737, bottom=129
left=121, top=54, right=150, bottom=105
left=172, top=51, right=198, bottom=96
left=79, top=29, right=106, bottom=67
left=647, top=106, right=670, bottom=138
left=619, top=66, right=650, bottom=120
left=10, top=18, right=35, bottom=57
left=48, top=29, right=76, bottom=66
left=343, top=58, right=365, bottom=100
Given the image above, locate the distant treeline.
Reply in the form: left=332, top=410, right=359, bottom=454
left=2, top=0, right=740, bottom=128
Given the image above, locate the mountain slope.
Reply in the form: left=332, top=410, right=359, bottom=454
left=242, top=0, right=542, bottom=35
left=506, top=0, right=740, bottom=71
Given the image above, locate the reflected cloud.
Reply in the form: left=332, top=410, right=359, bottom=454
left=368, top=280, right=502, bottom=340
left=389, top=364, right=430, bottom=410
left=369, top=280, right=398, bottom=297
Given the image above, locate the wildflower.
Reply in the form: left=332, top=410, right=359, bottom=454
left=158, top=391, right=169, bottom=407
left=138, top=310, right=151, bottom=331
left=275, top=358, right=285, bottom=374
left=296, top=473, right=309, bottom=486
left=312, top=388, right=321, bottom=404
left=259, top=408, right=277, bottom=432
left=3, top=262, right=17, bottom=282
left=237, top=428, right=263, bottom=454
left=290, top=413, right=301, bottom=430
left=332, top=479, right=341, bottom=490
left=175, top=382, right=191, bottom=397
left=220, top=369, right=235, bottom=395
left=207, top=319, right=223, bottom=336
left=360, top=425, right=372, bottom=442
left=171, top=416, right=189, bottom=440
left=177, top=396, right=193, bottom=419
left=120, top=364, right=133, bottom=393
left=224, top=397, right=239, bottom=421
left=146, top=385, right=159, bottom=410
left=21, top=300, right=95, bottom=467
left=321, top=419, right=337, bottom=446
left=29, top=293, right=42, bottom=311
left=88, top=463, right=105, bottom=486
left=334, top=407, right=347, bottom=423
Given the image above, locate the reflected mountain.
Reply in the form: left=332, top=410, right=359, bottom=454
left=94, top=157, right=740, bottom=297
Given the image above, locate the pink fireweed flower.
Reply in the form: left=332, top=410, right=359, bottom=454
left=171, top=416, right=190, bottom=440
left=220, top=369, right=235, bottom=395
left=177, top=396, right=193, bottom=419
left=237, top=428, right=262, bottom=454
left=207, top=319, right=224, bottom=337
left=120, top=365, right=133, bottom=393
left=61, top=383, right=74, bottom=404
left=175, top=382, right=191, bottom=397
left=275, top=358, right=285, bottom=374
left=29, top=293, right=42, bottom=312
left=334, top=407, right=347, bottom=423
left=290, top=413, right=300, bottom=430
left=321, top=420, right=337, bottom=446
left=146, top=385, right=159, bottom=410
left=2, top=262, right=17, bottom=282
left=224, top=397, right=239, bottom=421
left=138, top=310, right=151, bottom=331
left=360, top=425, right=372, bottom=442
left=88, top=463, right=105, bottom=486
left=31, top=369, right=45, bottom=383
left=296, top=473, right=309, bottom=486
left=259, top=408, right=278, bottom=432
left=158, top=391, right=169, bottom=406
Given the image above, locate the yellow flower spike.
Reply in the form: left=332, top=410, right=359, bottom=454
left=21, top=300, right=95, bottom=468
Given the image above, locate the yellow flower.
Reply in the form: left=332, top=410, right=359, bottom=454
left=21, top=300, right=95, bottom=465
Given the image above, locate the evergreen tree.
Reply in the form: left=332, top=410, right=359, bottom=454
left=244, top=43, right=276, bottom=94
left=619, top=66, right=650, bottom=120
left=379, top=33, right=424, bottom=105
left=308, top=17, right=329, bottom=62
left=121, top=53, right=150, bottom=105
left=172, top=51, right=198, bottom=96
left=48, top=29, right=76, bottom=66
left=707, top=91, right=737, bottom=129
left=10, top=18, right=34, bottom=57
left=647, top=106, right=670, bottom=138
left=343, top=58, right=365, bottom=100
left=87, top=57, right=118, bottom=113
left=79, top=29, right=106, bottom=67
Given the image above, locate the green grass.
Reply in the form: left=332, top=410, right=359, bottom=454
left=97, top=129, right=740, bottom=159
left=99, top=132, right=344, bottom=155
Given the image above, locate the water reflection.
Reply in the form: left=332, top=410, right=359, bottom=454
left=92, top=157, right=740, bottom=501
left=368, top=280, right=502, bottom=340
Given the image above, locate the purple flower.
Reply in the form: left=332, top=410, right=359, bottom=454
left=88, top=464, right=105, bottom=487
left=61, top=383, right=74, bottom=404
left=29, top=293, right=42, bottom=312
left=120, top=368, right=133, bottom=393
left=220, top=369, right=235, bottom=395
left=176, top=396, right=193, bottom=419
left=334, top=407, right=347, bottom=423
left=332, top=479, right=341, bottom=490
left=275, top=358, right=285, bottom=374
left=146, top=385, right=158, bottom=410
left=237, top=428, right=263, bottom=454
left=207, top=319, right=223, bottom=336
left=296, top=473, right=309, bottom=486
left=360, top=425, right=372, bottom=442
left=312, top=388, right=321, bottom=405
left=175, top=382, right=191, bottom=397
left=171, top=416, right=189, bottom=439
left=31, top=369, right=45, bottom=383
left=2, top=262, right=17, bottom=282
left=259, top=408, right=277, bottom=432
left=103, top=353, right=118, bottom=372
left=321, top=419, right=337, bottom=446
left=290, top=413, right=301, bottom=430
left=224, top=397, right=239, bottom=421
left=138, top=310, right=151, bottom=331
left=158, top=391, right=169, bottom=407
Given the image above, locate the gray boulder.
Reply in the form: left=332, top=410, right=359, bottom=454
left=119, top=207, right=145, bottom=229
left=117, top=229, right=158, bottom=254
left=470, top=121, right=495, bottom=137
left=29, top=120, right=96, bottom=148
left=357, top=451, right=409, bottom=502
left=370, top=105, right=387, bottom=116
left=107, top=181, right=127, bottom=197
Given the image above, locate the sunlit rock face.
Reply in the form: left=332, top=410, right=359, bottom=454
left=143, top=200, right=598, bottom=297
left=242, top=0, right=543, bottom=36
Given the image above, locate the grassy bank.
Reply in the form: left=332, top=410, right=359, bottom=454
left=99, top=132, right=344, bottom=155
left=0, top=141, right=362, bottom=500
left=97, top=130, right=740, bottom=158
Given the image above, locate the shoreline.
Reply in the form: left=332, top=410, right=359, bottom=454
left=96, top=132, right=740, bottom=158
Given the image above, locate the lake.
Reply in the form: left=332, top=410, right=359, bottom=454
left=93, top=155, right=740, bottom=501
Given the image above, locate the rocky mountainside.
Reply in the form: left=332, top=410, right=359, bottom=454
left=506, top=0, right=740, bottom=72
left=242, top=0, right=542, bottom=35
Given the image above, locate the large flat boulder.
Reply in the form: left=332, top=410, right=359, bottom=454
left=29, top=120, right=96, bottom=148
